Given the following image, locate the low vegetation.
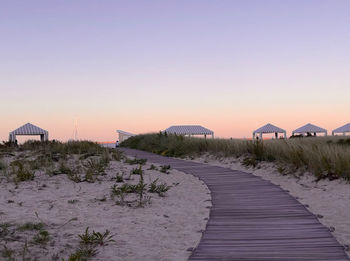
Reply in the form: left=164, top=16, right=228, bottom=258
left=0, top=140, right=173, bottom=260
left=121, top=133, right=350, bottom=181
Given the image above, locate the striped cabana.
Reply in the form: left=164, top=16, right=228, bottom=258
left=292, top=123, right=327, bottom=137
left=252, top=123, right=286, bottom=140
left=117, top=130, right=135, bottom=142
left=9, top=123, right=49, bottom=142
left=332, top=123, right=350, bottom=136
left=164, top=125, right=214, bottom=138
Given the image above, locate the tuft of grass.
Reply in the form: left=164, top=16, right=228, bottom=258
left=18, top=222, right=45, bottom=231
left=67, top=245, right=98, bottom=261
left=79, top=227, right=95, bottom=245
left=115, top=173, right=124, bottom=183
left=10, top=160, right=35, bottom=182
left=131, top=165, right=143, bottom=175
left=0, top=223, right=12, bottom=238
left=242, top=157, right=258, bottom=168
left=148, top=179, right=171, bottom=197
left=78, top=227, right=115, bottom=246
left=1, top=245, right=15, bottom=260
left=148, top=164, right=158, bottom=170
left=125, top=158, right=147, bottom=165
left=32, top=230, right=50, bottom=245
left=91, top=230, right=115, bottom=246
left=159, top=165, right=171, bottom=174
left=111, top=150, right=124, bottom=161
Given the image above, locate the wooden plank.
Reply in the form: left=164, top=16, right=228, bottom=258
left=121, top=148, right=349, bottom=261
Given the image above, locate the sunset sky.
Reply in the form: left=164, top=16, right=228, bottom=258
left=1, top=0, right=349, bottom=142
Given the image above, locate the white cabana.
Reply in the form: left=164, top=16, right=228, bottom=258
left=332, top=123, right=350, bottom=136
left=252, top=123, right=286, bottom=140
left=117, top=130, right=135, bottom=142
left=9, top=123, right=49, bottom=142
left=164, top=125, right=214, bottom=138
left=292, top=123, right=327, bottom=136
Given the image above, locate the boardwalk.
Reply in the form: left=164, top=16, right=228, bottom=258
left=121, top=148, right=349, bottom=261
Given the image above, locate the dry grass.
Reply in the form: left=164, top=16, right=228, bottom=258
left=121, top=133, right=350, bottom=181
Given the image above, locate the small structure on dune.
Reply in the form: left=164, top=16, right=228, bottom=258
left=164, top=125, right=214, bottom=138
left=292, top=123, right=327, bottom=137
left=117, top=130, right=136, bottom=142
left=252, top=123, right=286, bottom=140
left=332, top=123, right=350, bottom=136
left=9, top=123, right=49, bottom=142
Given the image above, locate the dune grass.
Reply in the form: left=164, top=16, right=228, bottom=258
left=121, top=133, right=350, bottom=181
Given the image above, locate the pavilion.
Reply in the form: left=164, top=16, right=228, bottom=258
left=252, top=123, right=286, bottom=140
left=292, top=123, right=327, bottom=136
left=117, top=130, right=136, bottom=142
left=164, top=125, right=214, bottom=138
left=332, top=123, right=350, bottom=136
left=9, top=123, right=49, bottom=142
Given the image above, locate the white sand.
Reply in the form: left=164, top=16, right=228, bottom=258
left=0, top=158, right=210, bottom=260
left=191, top=154, right=350, bottom=255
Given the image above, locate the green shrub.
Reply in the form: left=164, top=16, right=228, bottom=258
left=125, top=158, right=147, bottom=165
left=148, top=179, right=171, bottom=197
left=131, top=165, right=143, bottom=175
left=159, top=165, right=171, bottom=174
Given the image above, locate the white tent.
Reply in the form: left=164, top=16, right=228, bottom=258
left=9, top=123, right=49, bottom=142
left=292, top=123, right=327, bottom=136
left=164, top=125, right=214, bottom=138
left=117, top=130, right=135, bottom=142
left=332, top=123, right=350, bottom=136
left=252, top=123, right=286, bottom=140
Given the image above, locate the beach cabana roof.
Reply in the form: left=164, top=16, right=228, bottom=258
left=252, top=123, right=286, bottom=139
left=117, top=130, right=135, bottom=136
left=164, top=125, right=214, bottom=136
left=292, top=123, right=327, bottom=135
left=9, top=123, right=48, bottom=142
left=253, top=123, right=286, bottom=134
left=332, top=123, right=350, bottom=135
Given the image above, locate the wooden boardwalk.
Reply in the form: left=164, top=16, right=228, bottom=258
left=121, top=148, right=349, bottom=261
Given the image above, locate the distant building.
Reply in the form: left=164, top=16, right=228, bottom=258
left=9, top=123, right=48, bottom=142
left=164, top=125, right=214, bottom=139
left=117, top=130, right=135, bottom=142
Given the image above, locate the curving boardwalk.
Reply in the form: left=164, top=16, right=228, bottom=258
left=121, top=148, right=349, bottom=261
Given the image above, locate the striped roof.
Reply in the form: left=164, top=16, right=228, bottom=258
left=293, top=123, right=327, bottom=134
left=10, top=123, right=48, bottom=135
left=333, top=123, right=350, bottom=133
left=165, top=125, right=213, bottom=135
left=253, top=123, right=286, bottom=134
left=117, top=130, right=135, bottom=136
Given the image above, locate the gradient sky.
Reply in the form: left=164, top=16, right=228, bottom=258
left=1, top=0, right=349, bottom=141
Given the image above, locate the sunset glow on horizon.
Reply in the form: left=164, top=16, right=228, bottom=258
left=1, top=1, right=349, bottom=142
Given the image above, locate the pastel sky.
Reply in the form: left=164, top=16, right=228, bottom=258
left=1, top=0, right=349, bottom=141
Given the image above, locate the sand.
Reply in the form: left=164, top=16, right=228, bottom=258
left=0, top=156, right=210, bottom=260
left=191, top=154, right=350, bottom=255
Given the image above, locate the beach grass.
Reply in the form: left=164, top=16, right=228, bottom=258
left=121, top=133, right=350, bottom=181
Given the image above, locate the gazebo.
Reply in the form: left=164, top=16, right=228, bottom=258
left=9, top=123, right=49, bottom=142
left=332, top=123, right=350, bottom=136
left=252, top=123, right=286, bottom=140
left=117, top=130, right=135, bottom=142
left=164, top=125, right=214, bottom=138
left=292, top=123, right=327, bottom=137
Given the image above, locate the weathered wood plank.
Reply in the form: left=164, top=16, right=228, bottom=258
left=121, top=148, right=349, bottom=261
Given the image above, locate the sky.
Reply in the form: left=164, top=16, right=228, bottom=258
left=0, top=0, right=349, bottom=142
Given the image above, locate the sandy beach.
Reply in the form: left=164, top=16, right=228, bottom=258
left=0, top=151, right=210, bottom=260
left=191, top=154, right=350, bottom=256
